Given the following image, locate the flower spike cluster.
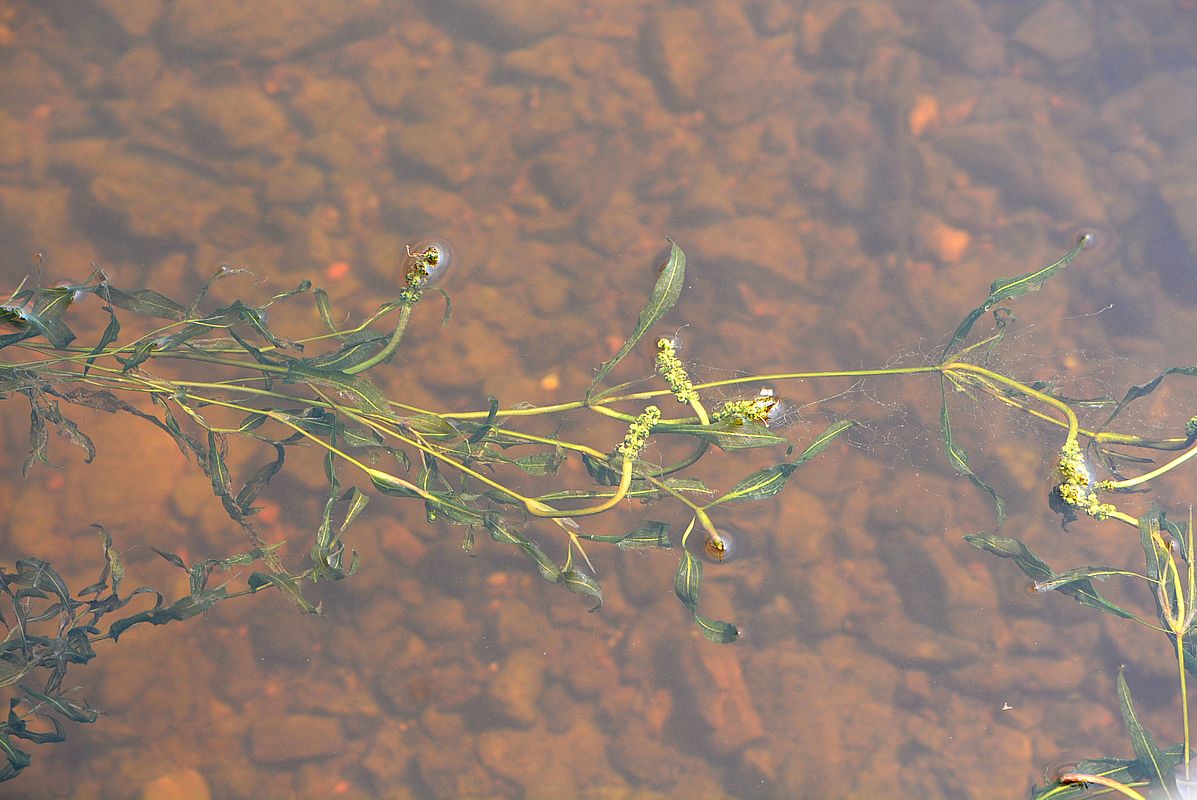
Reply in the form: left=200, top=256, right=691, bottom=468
left=655, top=337, right=698, bottom=405
left=1054, top=440, right=1117, bottom=521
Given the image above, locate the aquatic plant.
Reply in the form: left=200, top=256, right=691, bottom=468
left=0, top=234, right=1194, bottom=796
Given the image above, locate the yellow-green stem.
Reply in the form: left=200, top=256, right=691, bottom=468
left=344, top=303, right=413, bottom=374
left=1104, top=439, right=1197, bottom=491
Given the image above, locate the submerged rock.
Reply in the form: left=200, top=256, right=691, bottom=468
left=166, top=0, right=380, bottom=60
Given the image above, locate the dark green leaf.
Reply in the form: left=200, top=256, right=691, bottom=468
left=794, top=420, right=854, bottom=464
left=402, top=414, right=458, bottom=439
left=340, top=487, right=369, bottom=532
left=30, top=286, right=75, bottom=320
left=588, top=239, right=686, bottom=395
left=108, top=588, right=228, bottom=641
left=83, top=303, right=120, bottom=377
left=235, top=444, right=286, bottom=512
left=1116, top=667, right=1171, bottom=791
left=582, top=453, right=622, bottom=486
left=150, top=548, right=188, bottom=571
left=247, top=572, right=319, bottom=613
left=301, top=332, right=389, bottom=372
left=205, top=431, right=232, bottom=501
left=5, top=305, right=75, bottom=349
left=964, top=533, right=1134, bottom=619
left=942, top=234, right=1089, bottom=359
left=506, top=451, right=565, bottom=476
left=693, top=614, right=739, bottom=643
left=18, top=686, right=98, bottom=724
left=467, top=396, right=500, bottom=444
left=13, top=559, right=71, bottom=609
left=5, top=713, right=65, bottom=745
left=663, top=420, right=788, bottom=451
left=100, top=285, right=186, bottom=321
left=941, top=384, right=1005, bottom=528
left=1103, top=365, right=1197, bottom=431
left=706, top=463, right=797, bottom=508
left=289, top=367, right=393, bottom=419
left=559, top=569, right=602, bottom=611
left=1031, top=566, right=1123, bottom=593
left=314, top=288, right=339, bottom=334
left=370, top=471, right=423, bottom=498
left=484, top=514, right=523, bottom=545
left=0, top=732, right=31, bottom=771
left=674, top=551, right=702, bottom=613
left=619, top=521, right=672, bottom=550
left=518, top=539, right=560, bottom=582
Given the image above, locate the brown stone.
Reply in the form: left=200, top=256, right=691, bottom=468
left=249, top=713, right=345, bottom=763
left=140, top=768, right=211, bottom=800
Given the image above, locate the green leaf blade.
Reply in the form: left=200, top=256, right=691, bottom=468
left=588, top=239, right=686, bottom=396
left=1116, top=667, right=1172, bottom=791
left=674, top=551, right=702, bottom=613
left=559, top=569, right=603, bottom=611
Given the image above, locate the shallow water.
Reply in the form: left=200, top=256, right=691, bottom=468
left=1, top=1, right=1197, bottom=798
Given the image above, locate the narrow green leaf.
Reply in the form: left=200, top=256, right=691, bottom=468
left=5, top=713, right=65, bottom=745
left=468, top=395, right=500, bottom=444
left=206, top=431, right=233, bottom=500
left=150, top=547, right=188, bottom=571
left=519, top=540, right=560, bottom=582
left=674, top=551, right=702, bottom=613
left=794, top=420, right=854, bottom=464
left=663, top=420, right=788, bottom=451
left=13, top=559, right=71, bottom=609
left=30, top=286, right=75, bottom=321
left=370, top=471, right=423, bottom=498
left=314, top=288, right=339, bottom=334
left=941, top=384, right=1005, bottom=528
left=588, top=239, right=686, bottom=396
left=289, top=367, right=393, bottom=419
left=942, top=234, right=1089, bottom=359
left=582, top=453, right=622, bottom=486
left=100, top=285, right=186, bottom=321
left=1030, top=566, right=1123, bottom=593
left=706, top=462, right=797, bottom=508
left=108, top=588, right=228, bottom=641
left=234, top=444, right=286, bottom=512
left=506, top=451, right=565, bottom=476
left=17, top=687, right=99, bottom=724
left=964, top=533, right=1134, bottom=619
left=247, top=572, right=319, bottom=613
left=302, top=332, right=389, bottom=372
left=1116, top=668, right=1170, bottom=790
left=484, top=514, right=522, bottom=545
left=340, top=487, right=370, bottom=533
left=0, top=731, right=31, bottom=770
left=402, top=414, right=459, bottom=439
left=619, top=521, right=672, bottom=549
left=693, top=613, right=739, bottom=643
left=11, top=306, right=75, bottom=348
left=559, top=569, right=603, bottom=611
left=1105, top=365, right=1197, bottom=432
left=83, top=303, right=120, bottom=377
left=575, top=521, right=672, bottom=549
